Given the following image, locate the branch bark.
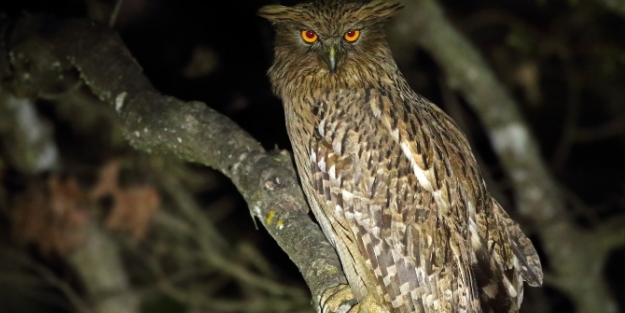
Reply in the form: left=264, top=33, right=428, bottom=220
left=0, top=14, right=344, bottom=313
left=69, top=223, right=140, bottom=313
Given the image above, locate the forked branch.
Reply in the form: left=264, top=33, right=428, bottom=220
left=0, top=14, right=343, bottom=313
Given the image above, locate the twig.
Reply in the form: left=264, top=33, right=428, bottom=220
left=595, top=214, right=625, bottom=252
left=157, top=280, right=311, bottom=313
left=574, top=116, right=625, bottom=142
left=109, top=0, right=124, bottom=28
left=156, top=172, right=228, bottom=247
left=561, top=186, right=602, bottom=227
left=0, top=247, right=93, bottom=313
left=157, top=172, right=306, bottom=297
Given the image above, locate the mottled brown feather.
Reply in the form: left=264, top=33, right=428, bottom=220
left=260, top=1, right=543, bottom=312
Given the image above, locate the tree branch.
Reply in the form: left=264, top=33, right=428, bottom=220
left=0, top=14, right=344, bottom=313
left=69, top=223, right=140, bottom=313
left=0, top=247, right=93, bottom=313
left=595, top=214, right=625, bottom=253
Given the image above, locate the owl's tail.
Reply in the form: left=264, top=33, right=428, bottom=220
left=471, top=199, right=543, bottom=313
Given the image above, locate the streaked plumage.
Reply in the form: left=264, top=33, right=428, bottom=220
left=259, top=1, right=543, bottom=312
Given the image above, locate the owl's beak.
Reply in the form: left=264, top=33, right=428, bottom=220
left=326, top=46, right=337, bottom=73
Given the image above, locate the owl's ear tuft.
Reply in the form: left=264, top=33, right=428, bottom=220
left=258, top=5, right=294, bottom=24
left=359, top=0, right=404, bottom=22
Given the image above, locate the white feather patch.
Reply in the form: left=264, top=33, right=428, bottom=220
left=400, top=142, right=432, bottom=190
left=433, top=189, right=449, bottom=210
left=328, top=164, right=337, bottom=180
left=341, top=189, right=354, bottom=201
left=370, top=97, right=382, bottom=117
left=332, top=141, right=342, bottom=155
left=318, top=119, right=326, bottom=137
left=317, top=157, right=327, bottom=172
left=503, top=275, right=518, bottom=297
left=391, top=128, right=400, bottom=141
left=399, top=282, right=411, bottom=295
left=391, top=297, right=404, bottom=308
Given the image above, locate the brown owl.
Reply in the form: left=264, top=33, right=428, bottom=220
left=258, top=1, right=543, bottom=312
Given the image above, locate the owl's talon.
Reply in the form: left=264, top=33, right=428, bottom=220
left=320, top=284, right=357, bottom=313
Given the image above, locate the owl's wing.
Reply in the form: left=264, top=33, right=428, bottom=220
left=309, top=88, right=541, bottom=313
left=492, top=200, right=543, bottom=287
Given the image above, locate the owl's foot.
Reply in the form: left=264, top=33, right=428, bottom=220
left=320, top=285, right=388, bottom=313
left=320, top=284, right=357, bottom=313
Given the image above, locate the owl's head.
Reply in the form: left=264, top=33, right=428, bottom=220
left=259, top=0, right=403, bottom=75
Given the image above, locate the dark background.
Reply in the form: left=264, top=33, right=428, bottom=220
left=0, top=0, right=623, bottom=312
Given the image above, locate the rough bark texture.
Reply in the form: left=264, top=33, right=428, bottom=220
left=0, top=15, right=344, bottom=313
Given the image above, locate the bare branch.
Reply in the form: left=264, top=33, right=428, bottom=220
left=0, top=14, right=344, bottom=312
left=69, top=223, right=140, bottom=313
left=0, top=247, right=93, bottom=313
left=595, top=214, right=625, bottom=253
left=156, top=173, right=307, bottom=298
left=574, top=116, right=625, bottom=142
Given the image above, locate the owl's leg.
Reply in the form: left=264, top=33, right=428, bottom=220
left=320, top=284, right=357, bottom=313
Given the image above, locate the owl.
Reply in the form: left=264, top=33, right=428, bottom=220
left=258, top=1, right=543, bottom=312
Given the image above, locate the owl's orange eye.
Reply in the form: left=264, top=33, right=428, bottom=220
left=301, top=30, right=318, bottom=44
left=344, top=29, right=360, bottom=43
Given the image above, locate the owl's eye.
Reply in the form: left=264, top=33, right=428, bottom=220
left=344, top=30, right=360, bottom=43
left=301, top=30, right=318, bottom=44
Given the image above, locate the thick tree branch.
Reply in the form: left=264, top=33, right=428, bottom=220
left=391, top=1, right=619, bottom=313
left=0, top=14, right=344, bottom=313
